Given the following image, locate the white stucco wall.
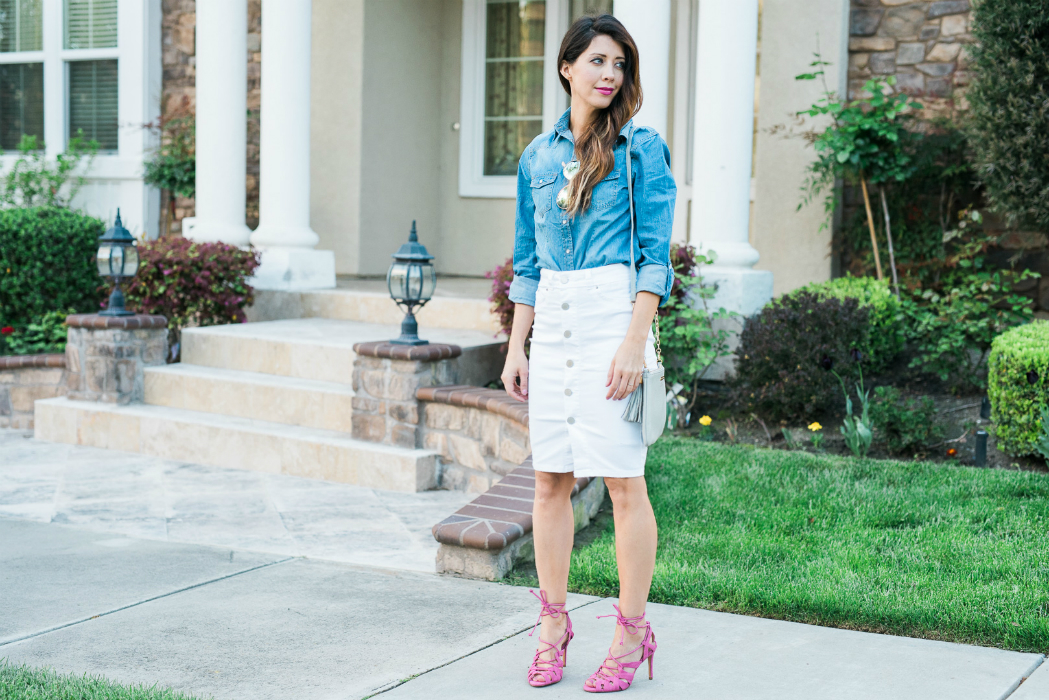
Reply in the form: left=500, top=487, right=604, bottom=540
left=751, top=0, right=850, bottom=294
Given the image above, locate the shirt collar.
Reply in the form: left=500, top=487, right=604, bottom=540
left=553, top=107, right=634, bottom=144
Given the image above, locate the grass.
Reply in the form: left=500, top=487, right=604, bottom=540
left=550, top=438, right=1049, bottom=653
left=0, top=660, right=208, bottom=700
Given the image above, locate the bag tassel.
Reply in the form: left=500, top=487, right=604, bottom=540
left=621, top=384, right=643, bottom=423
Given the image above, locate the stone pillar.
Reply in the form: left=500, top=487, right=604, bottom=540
left=350, top=342, right=461, bottom=448
left=690, top=0, right=773, bottom=316
left=191, top=0, right=252, bottom=246
left=64, top=315, right=168, bottom=405
left=250, top=0, right=336, bottom=291
left=614, top=0, right=672, bottom=137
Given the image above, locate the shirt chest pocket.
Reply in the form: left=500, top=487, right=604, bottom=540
left=530, top=172, right=557, bottom=218
left=589, top=168, right=622, bottom=212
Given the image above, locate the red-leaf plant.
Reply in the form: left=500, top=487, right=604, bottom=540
left=123, top=237, right=260, bottom=362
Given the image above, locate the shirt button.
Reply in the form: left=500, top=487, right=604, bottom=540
left=565, top=388, right=572, bottom=396
left=561, top=302, right=569, bottom=310
left=566, top=359, right=574, bottom=367
left=564, top=330, right=571, bottom=338
left=567, top=417, right=575, bottom=424
left=565, top=248, right=571, bottom=254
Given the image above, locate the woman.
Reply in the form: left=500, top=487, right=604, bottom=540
left=502, top=13, right=676, bottom=693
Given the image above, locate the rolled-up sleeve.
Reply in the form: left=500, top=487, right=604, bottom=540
left=508, top=145, right=539, bottom=306
left=631, top=129, right=676, bottom=306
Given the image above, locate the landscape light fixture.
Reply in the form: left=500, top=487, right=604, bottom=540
left=97, top=209, right=139, bottom=317
left=387, top=220, right=436, bottom=345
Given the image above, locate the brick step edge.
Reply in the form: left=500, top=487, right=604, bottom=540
left=433, top=457, right=606, bottom=580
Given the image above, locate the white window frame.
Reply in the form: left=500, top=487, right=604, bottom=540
left=459, top=0, right=569, bottom=199
left=0, top=0, right=156, bottom=173
left=0, top=0, right=161, bottom=239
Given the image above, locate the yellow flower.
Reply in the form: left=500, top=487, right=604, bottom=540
left=808, top=422, right=822, bottom=432
left=699, top=415, right=712, bottom=426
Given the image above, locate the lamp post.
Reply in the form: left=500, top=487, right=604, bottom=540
left=387, top=221, right=436, bottom=345
left=97, top=209, right=140, bottom=317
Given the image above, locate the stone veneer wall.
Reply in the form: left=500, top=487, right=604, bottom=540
left=65, top=315, right=169, bottom=404
left=849, top=0, right=972, bottom=117
left=417, top=388, right=532, bottom=493
left=0, top=355, right=66, bottom=429
left=161, top=0, right=262, bottom=234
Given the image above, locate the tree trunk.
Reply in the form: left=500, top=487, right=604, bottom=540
left=879, top=187, right=901, bottom=299
left=860, top=175, right=884, bottom=281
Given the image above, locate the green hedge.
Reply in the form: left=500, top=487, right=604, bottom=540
left=988, top=321, right=1049, bottom=456
left=785, top=276, right=903, bottom=373
left=0, top=207, right=105, bottom=330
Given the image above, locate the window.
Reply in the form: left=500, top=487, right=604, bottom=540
left=0, top=0, right=43, bottom=149
left=64, top=0, right=116, bottom=49
left=68, top=58, right=116, bottom=149
left=460, top=0, right=565, bottom=198
left=0, top=0, right=118, bottom=153
left=483, top=0, right=545, bottom=177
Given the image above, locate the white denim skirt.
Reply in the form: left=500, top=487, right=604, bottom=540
left=528, top=263, right=657, bottom=479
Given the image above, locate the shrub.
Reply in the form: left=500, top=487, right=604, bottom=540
left=4, top=310, right=72, bottom=355
left=967, top=0, right=1049, bottom=229
left=870, top=386, right=942, bottom=456
left=788, top=276, right=903, bottom=373
left=0, top=207, right=106, bottom=331
left=903, top=261, right=1037, bottom=393
left=486, top=257, right=516, bottom=340
left=123, top=238, right=260, bottom=361
left=733, top=292, right=870, bottom=421
left=988, top=321, right=1049, bottom=456
left=1, top=133, right=99, bottom=209
left=658, top=244, right=734, bottom=423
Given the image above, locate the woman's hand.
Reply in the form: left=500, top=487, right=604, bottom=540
left=502, top=345, right=529, bottom=402
left=502, top=303, right=535, bottom=402
left=606, top=337, right=645, bottom=400
left=606, top=290, right=659, bottom=400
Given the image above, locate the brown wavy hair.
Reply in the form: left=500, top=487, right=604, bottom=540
left=557, top=14, right=642, bottom=217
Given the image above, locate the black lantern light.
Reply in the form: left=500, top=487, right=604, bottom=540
left=387, top=220, right=436, bottom=345
left=97, top=209, right=139, bottom=317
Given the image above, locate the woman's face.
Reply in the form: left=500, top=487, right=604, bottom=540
left=560, top=34, right=626, bottom=110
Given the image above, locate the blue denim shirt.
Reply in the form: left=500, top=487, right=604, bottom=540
left=508, top=108, right=676, bottom=308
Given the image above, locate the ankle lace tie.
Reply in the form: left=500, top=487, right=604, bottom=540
left=596, top=603, right=647, bottom=645
left=528, top=589, right=567, bottom=637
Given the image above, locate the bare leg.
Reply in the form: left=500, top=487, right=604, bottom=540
left=586, top=476, right=657, bottom=685
left=532, top=471, right=579, bottom=662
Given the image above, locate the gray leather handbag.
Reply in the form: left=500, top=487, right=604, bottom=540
left=619, top=125, right=667, bottom=446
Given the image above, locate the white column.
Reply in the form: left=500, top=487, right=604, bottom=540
left=250, top=0, right=335, bottom=290
left=613, top=0, right=671, bottom=137
left=690, top=0, right=772, bottom=316
left=190, top=0, right=251, bottom=246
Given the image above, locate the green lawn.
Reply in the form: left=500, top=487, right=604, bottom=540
left=0, top=661, right=206, bottom=700
left=566, top=439, right=1049, bottom=653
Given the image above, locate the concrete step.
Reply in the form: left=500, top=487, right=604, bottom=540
left=143, top=364, right=355, bottom=433
left=34, top=397, right=437, bottom=492
left=180, top=318, right=505, bottom=386
left=249, top=282, right=500, bottom=335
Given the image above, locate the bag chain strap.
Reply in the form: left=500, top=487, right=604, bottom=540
left=626, top=123, right=663, bottom=368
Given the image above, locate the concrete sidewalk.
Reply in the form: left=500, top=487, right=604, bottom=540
left=2, top=518, right=1045, bottom=700
left=2, top=430, right=1047, bottom=699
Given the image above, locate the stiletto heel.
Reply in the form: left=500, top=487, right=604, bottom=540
left=526, top=589, right=573, bottom=687
left=583, top=604, right=658, bottom=693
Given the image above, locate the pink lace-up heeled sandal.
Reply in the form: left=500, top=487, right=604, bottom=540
left=583, top=604, right=657, bottom=693
left=526, top=589, right=574, bottom=687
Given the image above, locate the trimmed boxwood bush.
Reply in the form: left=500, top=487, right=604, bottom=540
left=988, top=321, right=1049, bottom=457
left=786, top=276, right=903, bottom=373
left=0, top=207, right=105, bottom=331
left=733, top=292, right=870, bottom=421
